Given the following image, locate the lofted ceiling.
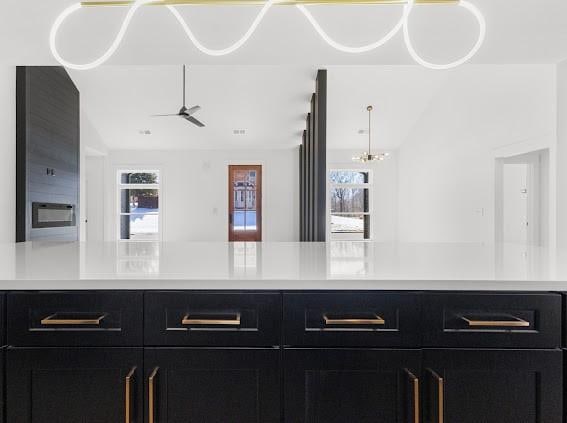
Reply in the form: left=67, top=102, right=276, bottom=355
left=6, top=1, right=565, bottom=151
left=2, top=0, right=567, bottom=66
left=70, top=65, right=451, bottom=150
left=70, top=65, right=317, bottom=150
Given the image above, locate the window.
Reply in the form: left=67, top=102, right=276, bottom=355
left=329, top=170, right=371, bottom=240
left=117, top=170, right=160, bottom=241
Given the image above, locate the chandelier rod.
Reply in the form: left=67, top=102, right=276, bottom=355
left=367, top=105, right=372, bottom=155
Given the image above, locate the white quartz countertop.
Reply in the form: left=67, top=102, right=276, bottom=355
left=0, top=241, right=566, bottom=291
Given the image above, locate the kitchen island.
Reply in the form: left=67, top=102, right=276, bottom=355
left=0, top=241, right=565, bottom=422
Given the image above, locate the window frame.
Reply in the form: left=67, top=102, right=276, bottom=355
left=328, top=168, right=373, bottom=241
left=116, top=168, right=162, bottom=242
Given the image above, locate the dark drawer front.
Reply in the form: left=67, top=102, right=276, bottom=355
left=422, top=293, right=562, bottom=348
left=7, top=291, right=143, bottom=347
left=283, top=292, right=421, bottom=347
left=144, top=292, right=281, bottom=346
left=0, top=293, right=5, bottom=347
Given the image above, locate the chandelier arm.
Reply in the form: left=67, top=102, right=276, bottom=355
left=368, top=106, right=372, bottom=155
left=403, top=0, right=486, bottom=70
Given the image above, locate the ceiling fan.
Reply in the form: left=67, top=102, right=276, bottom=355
left=152, top=65, right=205, bottom=127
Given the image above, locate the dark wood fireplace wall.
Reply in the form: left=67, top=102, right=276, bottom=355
left=300, top=69, right=327, bottom=242
left=16, top=67, right=80, bottom=242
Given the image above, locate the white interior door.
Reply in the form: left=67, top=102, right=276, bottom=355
left=86, top=156, right=105, bottom=241
left=502, top=163, right=529, bottom=244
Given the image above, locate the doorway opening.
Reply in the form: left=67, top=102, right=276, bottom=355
left=228, top=165, right=262, bottom=242
left=495, top=149, right=550, bottom=247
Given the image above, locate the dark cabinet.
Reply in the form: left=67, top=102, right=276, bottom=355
left=1, top=290, right=566, bottom=423
left=8, top=291, right=144, bottom=347
left=283, top=292, right=421, bottom=348
left=421, top=293, right=562, bottom=349
left=144, top=292, right=281, bottom=347
left=422, top=349, right=563, bottom=423
left=284, top=348, right=421, bottom=423
left=144, top=348, right=281, bottom=423
left=6, top=348, right=143, bottom=423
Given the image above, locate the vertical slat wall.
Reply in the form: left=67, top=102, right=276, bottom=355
left=299, top=70, right=327, bottom=242
left=299, top=143, right=304, bottom=241
left=16, top=66, right=80, bottom=242
left=315, top=70, right=327, bottom=241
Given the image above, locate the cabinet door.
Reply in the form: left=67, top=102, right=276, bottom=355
left=422, top=349, right=562, bottom=423
left=144, top=348, right=280, bottom=423
left=285, top=349, right=421, bottom=423
left=7, top=348, right=143, bottom=423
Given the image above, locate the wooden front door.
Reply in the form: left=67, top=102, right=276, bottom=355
left=229, top=165, right=262, bottom=242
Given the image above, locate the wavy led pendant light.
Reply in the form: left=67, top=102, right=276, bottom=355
left=50, top=0, right=486, bottom=71
left=352, top=106, right=388, bottom=163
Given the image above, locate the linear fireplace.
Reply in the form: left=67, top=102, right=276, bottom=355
left=32, top=203, right=76, bottom=229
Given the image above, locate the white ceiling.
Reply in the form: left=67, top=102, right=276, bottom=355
left=6, top=1, right=565, bottom=151
left=70, top=65, right=450, bottom=150
left=2, top=0, right=567, bottom=66
left=70, top=65, right=317, bottom=150
left=327, top=66, right=448, bottom=150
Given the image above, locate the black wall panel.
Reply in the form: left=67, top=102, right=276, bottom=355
left=300, top=70, right=327, bottom=242
left=16, top=67, right=80, bottom=242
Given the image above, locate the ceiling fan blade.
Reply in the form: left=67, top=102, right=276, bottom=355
left=184, top=115, right=205, bottom=127
left=182, top=105, right=201, bottom=116
left=151, top=113, right=181, bottom=117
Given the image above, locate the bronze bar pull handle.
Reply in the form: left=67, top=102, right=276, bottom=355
left=404, top=369, right=420, bottom=423
left=427, top=369, right=444, bottom=423
left=148, top=367, right=159, bottom=423
left=323, top=313, right=385, bottom=325
left=125, top=367, right=136, bottom=423
left=40, top=313, right=107, bottom=326
left=460, top=316, right=530, bottom=328
left=181, top=313, right=241, bottom=326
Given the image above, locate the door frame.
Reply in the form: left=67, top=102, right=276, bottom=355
left=495, top=149, right=549, bottom=247
left=228, top=164, right=262, bottom=242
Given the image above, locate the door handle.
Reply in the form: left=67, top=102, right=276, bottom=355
left=148, top=367, right=159, bottom=423
left=404, top=369, right=420, bottom=423
left=125, top=367, right=136, bottom=423
left=427, top=369, right=444, bottom=423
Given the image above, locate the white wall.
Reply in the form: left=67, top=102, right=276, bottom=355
left=79, top=111, right=108, bottom=241
left=103, top=149, right=298, bottom=242
left=557, top=60, right=567, bottom=250
left=0, top=67, right=16, bottom=243
left=397, top=65, right=557, bottom=244
left=328, top=149, right=398, bottom=242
